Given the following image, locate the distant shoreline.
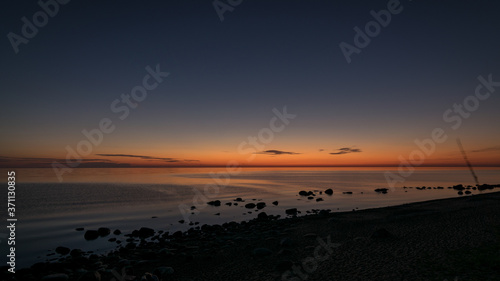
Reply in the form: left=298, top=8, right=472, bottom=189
left=2, top=165, right=500, bottom=168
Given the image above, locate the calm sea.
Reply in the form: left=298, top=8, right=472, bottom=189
left=1, top=167, right=499, bottom=268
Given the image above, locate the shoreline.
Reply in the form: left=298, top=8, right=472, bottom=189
left=5, top=190, right=500, bottom=280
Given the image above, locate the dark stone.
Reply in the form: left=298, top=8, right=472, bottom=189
left=257, top=212, right=268, bottom=220
left=172, top=231, right=183, bottom=238
left=465, top=190, right=472, bottom=195
left=272, top=201, right=279, bottom=206
left=108, top=238, right=116, bottom=242
left=307, top=196, right=314, bottom=200
left=97, top=227, right=110, bottom=237
left=319, top=209, right=330, bottom=216
left=256, top=202, right=266, bottom=209
left=325, top=188, right=333, bottom=195
left=343, top=192, right=353, bottom=194
left=75, top=227, right=84, bottom=231
left=179, top=220, right=185, bottom=224
left=138, top=227, right=155, bottom=238
left=84, top=230, right=99, bottom=240
left=70, top=249, right=83, bottom=258
left=299, top=190, right=308, bottom=196
left=207, top=200, right=221, bottom=206
left=285, top=208, right=298, bottom=215
left=113, top=229, right=121, bottom=235
left=458, top=191, right=464, bottom=195
left=316, top=198, right=323, bottom=202
left=374, top=188, right=389, bottom=193
left=245, top=203, right=256, bottom=209
left=235, top=197, right=243, bottom=201
left=225, top=202, right=232, bottom=206
left=55, top=246, right=70, bottom=255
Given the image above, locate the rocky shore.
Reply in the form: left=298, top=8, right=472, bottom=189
left=4, top=188, right=500, bottom=281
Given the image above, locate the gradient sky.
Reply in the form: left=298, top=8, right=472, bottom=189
left=1, top=0, right=500, bottom=168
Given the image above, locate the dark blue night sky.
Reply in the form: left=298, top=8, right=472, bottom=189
left=1, top=0, right=500, bottom=167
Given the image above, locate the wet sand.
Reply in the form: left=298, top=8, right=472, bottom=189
left=7, top=190, right=500, bottom=281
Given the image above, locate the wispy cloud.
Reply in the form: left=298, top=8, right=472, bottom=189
left=471, top=146, right=500, bottom=153
left=330, top=147, right=362, bottom=155
left=95, top=153, right=199, bottom=163
left=254, top=150, right=301, bottom=156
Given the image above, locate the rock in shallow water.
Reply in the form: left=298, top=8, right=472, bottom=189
left=325, top=188, right=333, bottom=195
left=138, top=227, right=155, bottom=238
left=285, top=208, right=298, bottom=215
left=257, top=212, right=268, bottom=220
left=97, top=227, right=110, bottom=237
left=70, top=249, right=83, bottom=258
left=245, top=203, right=256, bottom=209
left=207, top=200, right=221, bottom=206
left=55, top=246, right=70, bottom=255
left=84, top=230, right=99, bottom=240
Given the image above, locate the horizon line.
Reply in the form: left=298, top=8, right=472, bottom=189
left=2, top=164, right=500, bottom=168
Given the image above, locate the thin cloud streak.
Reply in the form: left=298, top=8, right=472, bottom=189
left=330, top=147, right=362, bottom=155
left=95, top=153, right=199, bottom=163
left=254, top=150, right=301, bottom=156
left=472, top=146, right=500, bottom=153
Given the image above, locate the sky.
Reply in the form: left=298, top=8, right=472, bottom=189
left=1, top=0, right=500, bottom=168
